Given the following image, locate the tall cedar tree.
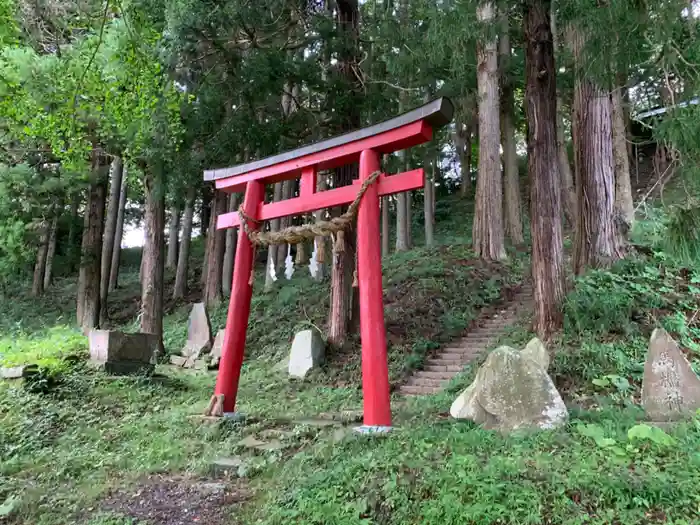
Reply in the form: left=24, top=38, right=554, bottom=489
left=525, top=0, right=565, bottom=338
left=500, top=15, right=524, bottom=246
left=327, top=0, right=362, bottom=349
left=473, top=1, right=507, bottom=261
left=570, top=28, right=625, bottom=273
left=140, top=165, right=165, bottom=354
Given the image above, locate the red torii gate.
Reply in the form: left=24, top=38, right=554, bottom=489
left=204, top=97, right=453, bottom=431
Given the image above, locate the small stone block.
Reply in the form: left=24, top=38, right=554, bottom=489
left=210, top=457, right=244, bottom=478
left=1, top=366, right=27, bottom=380
left=294, top=418, right=340, bottom=428
left=193, top=359, right=209, bottom=371
left=89, top=330, right=157, bottom=365
left=288, top=329, right=325, bottom=379
left=237, top=435, right=267, bottom=449
left=182, top=303, right=213, bottom=357
left=353, top=425, right=392, bottom=435
left=255, top=440, right=285, bottom=451
left=170, top=355, right=188, bottom=367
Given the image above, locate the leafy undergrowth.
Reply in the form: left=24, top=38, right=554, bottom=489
left=161, top=242, right=526, bottom=388
left=0, top=326, right=86, bottom=370
left=247, top=400, right=700, bottom=524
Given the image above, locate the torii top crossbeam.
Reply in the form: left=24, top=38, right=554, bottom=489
left=204, top=97, right=454, bottom=432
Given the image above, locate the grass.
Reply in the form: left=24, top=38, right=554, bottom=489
left=246, top=402, right=700, bottom=524
left=3, top=192, right=700, bottom=524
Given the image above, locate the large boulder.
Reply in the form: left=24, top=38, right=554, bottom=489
left=288, top=329, right=325, bottom=379
left=642, top=328, right=700, bottom=421
left=450, top=340, right=567, bottom=432
left=89, top=330, right=158, bottom=375
left=182, top=303, right=213, bottom=358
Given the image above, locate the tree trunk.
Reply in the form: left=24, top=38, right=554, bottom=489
left=459, top=113, right=475, bottom=198
left=173, top=187, right=195, bottom=300
left=67, top=192, right=81, bottom=273
left=109, top=167, right=128, bottom=292
left=499, top=16, right=524, bottom=246
left=525, top=0, right=565, bottom=338
left=395, top=190, right=409, bottom=252
left=222, top=193, right=240, bottom=296
left=203, top=190, right=228, bottom=306
left=100, top=156, right=124, bottom=323
left=406, top=191, right=413, bottom=248
left=313, top=175, right=328, bottom=280
left=276, top=179, right=295, bottom=270
left=611, top=86, right=634, bottom=229
left=473, top=1, right=506, bottom=261
left=327, top=0, right=362, bottom=349
left=265, top=183, right=284, bottom=291
left=381, top=196, right=390, bottom=257
left=140, top=165, right=165, bottom=354
left=166, top=204, right=181, bottom=271
left=43, top=215, right=58, bottom=290
left=32, top=220, right=50, bottom=297
left=328, top=164, right=358, bottom=349
left=77, top=156, right=108, bottom=332
left=571, top=29, right=625, bottom=274
left=551, top=4, right=576, bottom=228
left=424, top=144, right=436, bottom=247
left=201, top=185, right=212, bottom=237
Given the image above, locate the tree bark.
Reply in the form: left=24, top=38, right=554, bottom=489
left=100, top=156, right=124, bottom=323
left=276, top=179, right=296, bottom=270
left=141, top=165, right=165, bottom=354
left=201, top=185, right=212, bottom=237
left=327, top=0, right=362, bottom=349
left=571, top=28, right=625, bottom=274
left=43, top=215, right=58, bottom=290
left=611, top=85, right=634, bottom=229
left=109, top=167, right=128, bottom=292
left=166, top=204, right=181, bottom=271
left=32, top=220, right=50, bottom=297
left=473, top=1, right=506, bottom=261
left=67, top=192, right=81, bottom=273
left=458, top=111, right=475, bottom=198
left=77, top=156, right=108, bottom=332
left=525, top=0, right=565, bottom=338
left=203, top=190, right=228, bottom=306
left=173, top=187, right=195, bottom=300
left=406, top=191, right=413, bottom=248
left=264, top=183, right=284, bottom=291
left=424, top=147, right=436, bottom=247
left=381, top=195, right=390, bottom=257
left=313, top=175, right=328, bottom=280
left=222, top=192, right=240, bottom=296
left=328, top=164, right=358, bottom=349
left=395, top=189, right=409, bottom=252
left=500, top=15, right=524, bottom=246
left=551, top=5, right=576, bottom=228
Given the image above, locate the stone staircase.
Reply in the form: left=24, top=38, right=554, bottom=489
left=399, top=283, right=534, bottom=396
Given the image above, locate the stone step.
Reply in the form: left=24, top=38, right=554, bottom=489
left=399, top=385, right=438, bottom=396
left=425, top=364, right=463, bottom=373
left=414, top=371, right=456, bottom=380
left=406, top=377, right=446, bottom=388
left=427, top=357, right=466, bottom=366
left=440, top=350, right=476, bottom=359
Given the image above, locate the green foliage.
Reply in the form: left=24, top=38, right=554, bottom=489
left=249, top=409, right=700, bottom=525
left=0, top=326, right=86, bottom=371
